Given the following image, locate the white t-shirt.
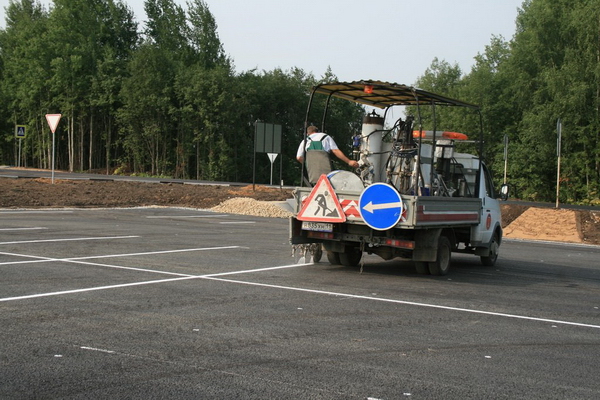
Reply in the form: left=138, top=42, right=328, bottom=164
left=296, top=132, right=339, bottom=158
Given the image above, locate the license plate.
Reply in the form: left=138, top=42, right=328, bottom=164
left=301, top=221, right=333, bottom=232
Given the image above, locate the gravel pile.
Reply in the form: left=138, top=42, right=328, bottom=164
left=211, top=197, right=293, bottom=218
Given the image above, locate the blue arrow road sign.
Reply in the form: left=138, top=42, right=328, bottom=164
left=359, top=183, right=403, bottom=230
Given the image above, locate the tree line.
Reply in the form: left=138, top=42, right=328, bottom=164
left=0, top=0, right=363, bottom=186
left=1, top=0, right=598, bottom=204
left=413, top=0, right=599, bottom=205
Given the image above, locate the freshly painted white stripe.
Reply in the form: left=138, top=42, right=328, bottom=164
left=0, top=276, right=198, bottom=302
left=59, top=259, right=194, bottom=277
left=66, top=246, right=244, bottom=261
left=201, top=263, right=313, bottom=278
left=202, top=276, right=600, bottom=330
left=2, top=257, right=598, bottom=331
left=0, top=246, right=243, bottom=270
left=0, top=235, right=139, bottom=245
left=80, top=346, right=116, bottom=354
left=0, top=262, right=311, bottom=302
left=0, top=227, right=47, bottom=231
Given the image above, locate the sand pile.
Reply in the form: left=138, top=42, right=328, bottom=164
left=503, top=207, right=581, bottom=243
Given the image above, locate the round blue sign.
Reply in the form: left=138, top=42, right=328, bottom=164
left=358, top=183, right=403, bottom=230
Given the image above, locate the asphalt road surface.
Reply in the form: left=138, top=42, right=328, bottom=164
left=1, top=207, right=599, bottom=399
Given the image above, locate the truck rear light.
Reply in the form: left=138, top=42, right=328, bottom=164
left=384, top=238, right=415, bottom=249
left=307, top=231, right=335, bottom=240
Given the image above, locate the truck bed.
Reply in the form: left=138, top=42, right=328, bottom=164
left=292, top=187, right=482, bottom=229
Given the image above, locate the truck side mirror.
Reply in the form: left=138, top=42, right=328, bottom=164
left=499, top=184, right=509, bottom=201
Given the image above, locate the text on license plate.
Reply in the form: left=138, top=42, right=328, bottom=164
left=301, top=222, right=333, bottom=232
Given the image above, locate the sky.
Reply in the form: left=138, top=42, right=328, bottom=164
left=0, top=0, right=524, bottom=85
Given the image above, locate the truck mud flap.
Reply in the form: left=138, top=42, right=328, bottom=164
left=412, top=228, right=442, bottom=262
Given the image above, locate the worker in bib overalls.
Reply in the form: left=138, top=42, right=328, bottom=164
left=296, top=125, right=359, bottom=185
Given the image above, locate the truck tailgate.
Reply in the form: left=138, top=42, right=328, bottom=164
left=404, top=196, right=481, bottom=227
left=293, top=188, right=481, bottom=229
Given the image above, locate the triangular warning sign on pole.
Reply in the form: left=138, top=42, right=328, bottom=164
left=45, top=114, right=62, bottom=134
left=297, top=174, right=346, bottom=223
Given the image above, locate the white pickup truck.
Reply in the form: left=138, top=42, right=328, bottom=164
left=290, top=81, right=507, bottom=275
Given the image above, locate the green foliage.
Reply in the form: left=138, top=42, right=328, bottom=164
left=411, top=0, right=600, bottom=204
left=0, top=0, right=597, bottom=204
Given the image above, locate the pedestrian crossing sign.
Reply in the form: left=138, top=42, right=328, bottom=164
left=15, top=125, right=26, bottom=138
left=297, top=174, right=346, bottom=223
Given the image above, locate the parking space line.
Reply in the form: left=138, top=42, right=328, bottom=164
left=3, top=259, right=599, bottom=330
left=0, top=262, right=311, bottom=302
left=0, top=276, right=198, bottom=302
left=0, top=246, right=244, bottom=268
left=0, top=250, right=196, bottom=275
left=68, top=245, right=245, bottom=261
left=0, top=235, right=139, bottom=245
left=202, top=276, right=600, bottom=330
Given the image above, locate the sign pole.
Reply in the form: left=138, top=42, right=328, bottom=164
left=503, top=134, right=508, bottom=185
left=267, top=153, right=278, bottom=186
left=45, top=114, right=62, bottom=184
left=52, top=131, right=56, bottom=184
left=15, top=125, right=26, bottom=167
left=555, top=119, right=562, bottom=209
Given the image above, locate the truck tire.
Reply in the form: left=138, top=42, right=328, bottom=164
left=480, top=232, right=499, bottom=266
left=326, top=251, right=341, bottom=265
left=339, top=249, right=362, bottom=267
left=414, top=262, right=430, bottom=275
left=428, top=236, right=451, bottom=276
left=312, top=245, right=323, bottom=263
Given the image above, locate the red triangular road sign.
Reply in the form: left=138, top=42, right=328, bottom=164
left=297, top=174, right=346, bottom=223
left=45, top=114, right=62, bottom=134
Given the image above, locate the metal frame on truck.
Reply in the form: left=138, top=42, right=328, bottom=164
left=299, top=80, right=484, bottom=196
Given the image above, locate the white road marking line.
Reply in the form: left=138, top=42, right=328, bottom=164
left=201, top=263, right=312, bottom=278
left=219, top=221, right=256, bottom=224
left=0, top=262, right=312, bottom=302
left=0, top=276, right=198, bottom=302
left=202, top=276, right=600, bottom=330
left=0, top=246, right=244, bottom=271
left=0, top=227, right=48, bottom=231
left=0, top=251, right=192, bottom=275
left=80, top=346, right=116, bottom=354
left=2, top=253, right=597, bottom=330
left=0, top=235, right=139, bottom=245
left=67, top=246, right=245, bottom=261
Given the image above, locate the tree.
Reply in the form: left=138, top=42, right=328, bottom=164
left=0, top=0, right=53, bottom=168
left=186, top=0, right=230, bottom=69
left=503, top=0, right=600, bottom=202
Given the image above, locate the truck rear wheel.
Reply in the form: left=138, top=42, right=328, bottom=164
left=312, top=245, right=323, bottom=263
left=339, top=249, right=362, bottom=267
left=326, top=251, right=341, bottom=265
left=428, top=236, right=451, bottom=276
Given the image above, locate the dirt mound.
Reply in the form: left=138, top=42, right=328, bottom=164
left=0, top=177, right=598, bottom=245
left=503, top=207, right=581, bottom=243
left=0, top=178, right=292, bottom=209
